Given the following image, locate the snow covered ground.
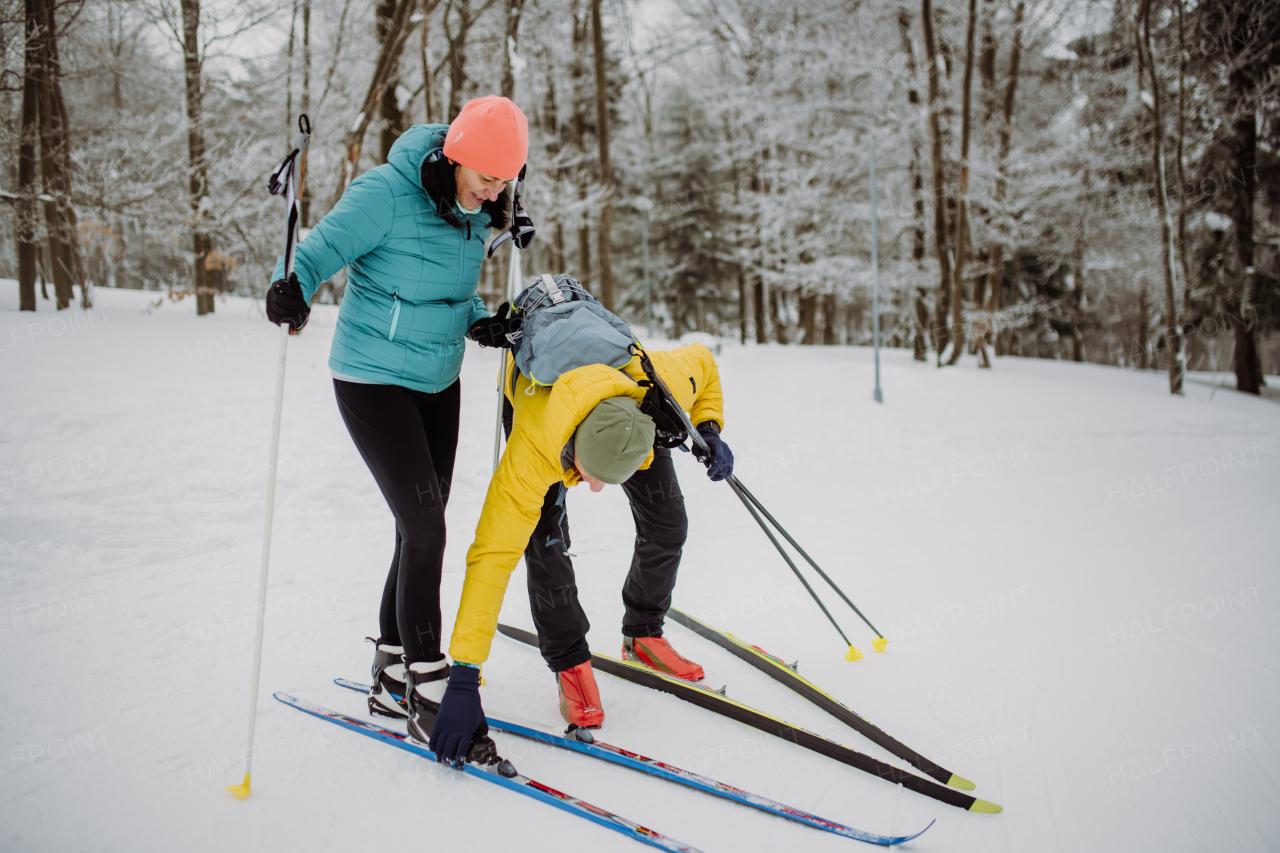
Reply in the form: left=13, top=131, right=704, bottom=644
left=1, top=281, right=1277, bottom=853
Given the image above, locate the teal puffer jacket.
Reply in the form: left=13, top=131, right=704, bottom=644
left=272, top=123, right=492, bottom=393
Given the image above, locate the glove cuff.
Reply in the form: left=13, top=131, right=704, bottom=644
left=448, top=663, right=482, bottom=687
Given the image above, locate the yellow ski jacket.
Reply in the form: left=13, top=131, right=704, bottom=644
left=448, top=344, right=725, bottom=665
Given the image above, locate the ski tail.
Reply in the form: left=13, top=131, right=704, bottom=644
left=274, top=693, right=704, bottom=853
left=331, top=678, right=935, bottom=845
left=667, top=608, right=976, bottom=791
left=497, top=624, right=1001, bottom=814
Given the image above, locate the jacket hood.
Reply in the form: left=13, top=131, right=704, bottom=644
left=387, top=124, right=449, bottom=191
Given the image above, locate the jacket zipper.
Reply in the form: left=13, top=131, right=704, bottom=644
left=388, top=291, right=401, bottom=340
left=457, top=223, right=465, bottom=289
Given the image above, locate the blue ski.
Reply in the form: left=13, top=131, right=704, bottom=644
left=334, top=678, right=933, bottom=846
left=275, top=693, right=703, bottom=852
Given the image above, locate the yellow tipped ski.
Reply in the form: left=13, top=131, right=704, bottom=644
left=872, top=636, right=887, bottom=653
left=969, top=799, right=1003, bottom=814
left=665, top=608, right=989, bottom=805
left=845, top=645, right=862, bottom=661
left=226, top=773, right=252, bottom=799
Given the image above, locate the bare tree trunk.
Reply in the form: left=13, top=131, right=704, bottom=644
left=286, top=0, right=296, bottom=124
left=1137, top=0, right=1182, bottom=395
left=770, top=289, right=789, bottom=344
left=822, top=293, right=837, bottom=345
left=379, top=0, right=409, bottom=161
left=300, top=0, right=312, bottom=226
left=333, top=0, right=422, bottom=206
left=178, top=0, right=214, bottom=315
left=945, top=0, right=977, bottom=366
left=500, top=0, right=526, bottom=99
left=17, top=0, right=39, bottom=311
left=42, top=0, right=87, bottom=307
left=738, top=271, right=748, bottom=344
left=1174, top=0, right=1188, bottom=316
left=421, top=5, right=435, bottom=123
left=443, top=0, right=487, bottom=121
left=979, top=0, right=997, bottom=121
left=1222, top=16, right=1263, bottom=394
left=32, top=0, right=80, bottom=310
left=921, top=0, right=951, bottom=364
left=753, top=278, right=766, bottom=344
left=898, top=7, right=930, bottom=361
left=973, top=0, right=997, bottom=365
left=799, top=292, right=817, bottom=344
left=989, top=0, right=1023, bottom=358
left=570, top=0, right=591, bottom=287
left=1137, top=280, right=1151, bottom=369
left=590, top=0, right=614, bottom=311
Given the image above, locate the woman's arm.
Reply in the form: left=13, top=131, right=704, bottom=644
left=270, top=171, right=396, bottom=301
left=448, top=428, right=559, bottom=665
left=467, top=294, right=490, bottom=327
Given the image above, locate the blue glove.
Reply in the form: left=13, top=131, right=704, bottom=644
left=429, top=665, right=485, bottom=768
left=694, top=423, right=734, bottom=482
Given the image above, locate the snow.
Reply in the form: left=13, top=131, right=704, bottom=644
left=2, top=281, right=1277, bottom=852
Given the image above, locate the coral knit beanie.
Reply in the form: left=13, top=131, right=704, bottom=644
left=442, top=96, right=529, bottom=181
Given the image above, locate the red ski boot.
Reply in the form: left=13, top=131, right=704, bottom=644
left=622, top=636, right=705, bottom=682
left=557, top=661, right=605, bottom=729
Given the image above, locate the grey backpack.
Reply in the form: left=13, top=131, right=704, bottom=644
left=510, top=273, right=636, bottom=387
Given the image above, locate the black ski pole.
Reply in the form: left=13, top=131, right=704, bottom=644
left=630, top=345, right=866, bottom=660
left=730, top=476, right=886, bottom=649
left=724, top=476, right=864, bottom=659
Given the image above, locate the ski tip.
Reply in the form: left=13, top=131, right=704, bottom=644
left=846, top=645, right=863, bottom=661
left=873, top=636, right=887, bottom=653
left=969, top=798, right=1003, bottom=814
left=947, top=773, right=976, bottom=791
left=225, top=773, right=252, bottom=799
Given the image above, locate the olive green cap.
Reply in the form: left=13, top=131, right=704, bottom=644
left=575, top=397, right=656, bottom=484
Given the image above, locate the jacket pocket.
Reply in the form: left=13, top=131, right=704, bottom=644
left=388, top=292, right=401, bottom=340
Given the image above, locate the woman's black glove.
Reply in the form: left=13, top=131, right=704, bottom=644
left=693, top=422, right=734, bottom=482
left=468, top=302, right=522, bottom=348
left=266, top=273, right=310, bottom=332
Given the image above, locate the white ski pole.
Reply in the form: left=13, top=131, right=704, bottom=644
left=228, top=115, right=310, bottom=800
left=491, top=175, right=525, bottom=471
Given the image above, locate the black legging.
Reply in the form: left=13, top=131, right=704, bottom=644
left=334, top=378, right=460, bottom=665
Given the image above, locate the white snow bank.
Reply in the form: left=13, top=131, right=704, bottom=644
left=1, top=282, right=1277, bottom=852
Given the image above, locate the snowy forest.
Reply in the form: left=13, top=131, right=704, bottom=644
left=1, top=0, right=1278, bottom=394
left=3, top=1, right=1278, bottom=849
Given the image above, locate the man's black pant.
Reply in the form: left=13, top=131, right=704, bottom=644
left=334, top=378, right=459, bottom=665
left=524, top=448, right=689, bottom=672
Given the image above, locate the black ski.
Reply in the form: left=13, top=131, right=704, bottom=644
left=667, top=608, right=974, bottom=791
left=497, top=624, right=1001, bottom=814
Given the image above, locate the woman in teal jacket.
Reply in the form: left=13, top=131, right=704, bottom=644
left=266, top=96, right=527, bottom=770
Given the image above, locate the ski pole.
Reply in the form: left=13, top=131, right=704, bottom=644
left=730, top=476, right=885, bottom=649
left=725, top=476, right=862, bottom=658
left=490, top=168, right=527, bottom=471
left=227, top=114, right=311, bottom=800
left=631, top=345, right=867, bottom=660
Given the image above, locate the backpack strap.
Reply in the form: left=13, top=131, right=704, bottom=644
left=617, top=347, right=691, bottom=451
left=538, top=273, right=567, bottom=305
